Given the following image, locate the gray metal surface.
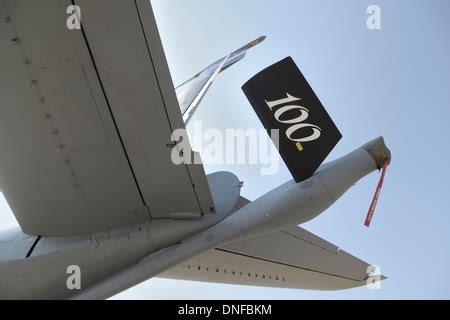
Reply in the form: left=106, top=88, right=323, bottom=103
left=176, top=36, right=265, bottom=124
left=0, top=0, right=214, bottom=236
left=75, top=0, right=215, bottom=218
left=160, top=221, right=371, bottom=291
left=0, top=0, right=391, bottom=299
left=0, top=171, right=242, bottom=299
left=0, top=0, right=146, bottom=236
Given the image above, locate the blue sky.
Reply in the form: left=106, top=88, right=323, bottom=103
left=1, top=0, right=450, bottom=299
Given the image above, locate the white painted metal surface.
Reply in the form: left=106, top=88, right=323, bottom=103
left=0, top=171, right=242, bottom=299
left=0, top=0, right=390, bottom=300
left=72, top=140, right=388, bottom=299
left=0, top=0, right=215, bottom=236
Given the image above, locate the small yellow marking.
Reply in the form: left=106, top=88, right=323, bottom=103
left=296, top=142, right=304, bottom=152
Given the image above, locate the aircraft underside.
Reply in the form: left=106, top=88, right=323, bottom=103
left=0, top=0, right=390, bottom=299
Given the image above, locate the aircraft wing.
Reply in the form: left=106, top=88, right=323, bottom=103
left=0, top=0, right=215, bottom=236
left=160, top=198, right=383, bottom=290
left=176, top=36, right=265, bottom=124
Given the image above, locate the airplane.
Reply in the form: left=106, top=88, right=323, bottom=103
left=0, top=0, right=391, bottom=300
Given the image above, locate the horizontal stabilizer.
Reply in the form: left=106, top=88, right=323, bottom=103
left=160, top=224, right=385, bottom=290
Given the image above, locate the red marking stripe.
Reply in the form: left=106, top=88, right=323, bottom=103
left=365, top=161, right=389, bottom=227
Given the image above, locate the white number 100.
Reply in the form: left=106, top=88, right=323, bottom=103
left=265, top=93, right=322, bottom=144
